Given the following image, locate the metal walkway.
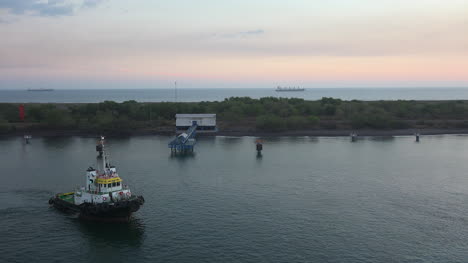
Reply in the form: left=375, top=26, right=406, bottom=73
left=168, top=124, right=197, bottom=153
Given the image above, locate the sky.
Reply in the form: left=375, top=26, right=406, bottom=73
left=0, top=0, right=467, bottom=89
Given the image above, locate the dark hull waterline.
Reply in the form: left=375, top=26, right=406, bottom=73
left=49, top=195, right=145, bottom=222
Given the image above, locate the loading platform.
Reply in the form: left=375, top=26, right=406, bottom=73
left=168, top=124, right=197, bottom=153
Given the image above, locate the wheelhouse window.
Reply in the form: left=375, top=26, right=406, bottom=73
left=108, top=183, right=111, bottom=187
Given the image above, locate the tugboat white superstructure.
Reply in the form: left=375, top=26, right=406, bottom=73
left=49, top=136, right=144, bottom=222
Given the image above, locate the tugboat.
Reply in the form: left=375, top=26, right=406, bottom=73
left=49, top=136, right=145, bottom=222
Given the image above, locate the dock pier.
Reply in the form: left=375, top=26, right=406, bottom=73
left=168, top=124, right=197, bottom=153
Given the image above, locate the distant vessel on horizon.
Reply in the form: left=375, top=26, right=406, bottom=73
left=27, top=88, right=54, bottom=92
left=275, top=86, right=305, bottom=92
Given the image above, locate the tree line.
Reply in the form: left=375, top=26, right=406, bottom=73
left=1, top=97, right=468, bottom=134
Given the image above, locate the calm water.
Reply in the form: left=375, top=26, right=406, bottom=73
left=2, top=135, right=468, bottom=262
left=1, top=88, right=468, bottom=103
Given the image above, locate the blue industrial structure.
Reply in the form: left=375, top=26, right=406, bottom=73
left=168, top=124, right=198, bottom=153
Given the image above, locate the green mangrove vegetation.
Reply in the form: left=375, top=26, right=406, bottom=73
left=2, top=97, right=468, bottom=134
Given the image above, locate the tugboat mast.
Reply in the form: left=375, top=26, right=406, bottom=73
left=100, top=136, right=108, bottom=176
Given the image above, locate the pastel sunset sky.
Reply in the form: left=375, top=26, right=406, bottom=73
left=0, top=0, right=467, bottom=89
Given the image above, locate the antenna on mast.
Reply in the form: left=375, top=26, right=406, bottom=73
left=100, top=136, right=107, bottom=175
left=174, top=81, right=178, bottom=103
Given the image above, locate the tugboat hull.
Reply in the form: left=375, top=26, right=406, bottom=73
left=49, top=194, right=145, bottom=222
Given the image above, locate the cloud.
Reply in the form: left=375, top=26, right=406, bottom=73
left=0, top=0, right=74, bottom=16
left=0, top=0, right=104, bottom=17
left=0, top=62, right=50, bottom=69
left=212, top=29, right=265, bottom=39
left=82, top=0, right=105, bottom=9
left=240, top=29, right=264, bottom=36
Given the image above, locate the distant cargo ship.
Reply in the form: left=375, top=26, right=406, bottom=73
left=27, top=88, right=54, bottom=91
left=275, top=86, right=305, bottom=92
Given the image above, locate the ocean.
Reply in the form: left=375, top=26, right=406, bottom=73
left=2, top=135, right=468, bottom=262
left=1, top=88, right=468, bottom=103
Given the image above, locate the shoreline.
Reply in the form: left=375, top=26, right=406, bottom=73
left=3, top=99, right=468, bottom=138
left=4, top=128, right=468, bottom=138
